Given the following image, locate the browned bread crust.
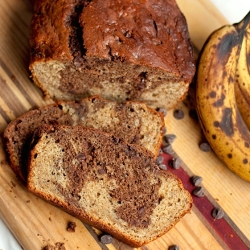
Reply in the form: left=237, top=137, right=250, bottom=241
left=29, top=0, right=195, bottom=109
left=4, top=95, right=164, bottom=182
left=27, top=125, right=192, bottom=247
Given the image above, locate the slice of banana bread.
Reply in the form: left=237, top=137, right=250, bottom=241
left=4, top=95, right=164, bottom=182
left=27, top=125, right=192, bottom=247
left=29, top=0, right=195, bottom=109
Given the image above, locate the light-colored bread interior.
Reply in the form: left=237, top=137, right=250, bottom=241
left=31, top=58, right=188, bottom=109
left=29, top=0, right=195, bottom=109
left=61, top=98, right=164, bottom=156
left=27, top=126, right=192, bottom=247
left=4, top=96, right=164, bottom=181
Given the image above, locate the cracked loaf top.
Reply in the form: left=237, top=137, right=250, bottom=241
left=30, top=0, right=195, bottom=81
left=29, top=0, right=195, bottom=109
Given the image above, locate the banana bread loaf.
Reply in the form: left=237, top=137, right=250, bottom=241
left=29, top=0, right=195, bottom=109
left=4, top=95, right=164, bottom=182
left=27, top=125, right=192, bottom=247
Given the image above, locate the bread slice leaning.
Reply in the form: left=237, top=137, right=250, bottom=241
left=4, top=95, right=164, bottom=182
left=27, top=125, right=192, bottom=247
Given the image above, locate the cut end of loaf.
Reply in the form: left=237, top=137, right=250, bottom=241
left=27, top=125, right=192, bottom=247
left=29, top=0, right=195, bottom=109
left=30, top=57, right=189, bottom=109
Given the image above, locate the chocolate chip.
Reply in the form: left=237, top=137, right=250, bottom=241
left=158, top=148, right=163, bottom=155
left=76, top=153, right=86, bottom=161
left=173, top=109, right=184, bottom=120
left=100, top=234, right=113, bottom=244
left=169, top=157, right=181, bottom=169
left=190, top=175, right=203, bottom=186
left=211, top=207, right=224, bottom=219
left=159, top=164, right=167, bottom=170
left=168, top=245, right=180, bottom=250
left=199, top=142, right=211, bottom=152
left=192, top=186, right=205, bottom=197
left=156, top=107, right=167, bottom=117
left=138, top=206, right=145, bottom=214
left=156, top=155, right=164, bottom=165
left=162, top=144, right=174, bottom=155
left=97, top=168, right=106, bottom=175
left=163, top=134, right=177, bottom=144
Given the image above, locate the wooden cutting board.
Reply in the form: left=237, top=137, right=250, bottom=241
left=0, top=0, right=250, bottom=249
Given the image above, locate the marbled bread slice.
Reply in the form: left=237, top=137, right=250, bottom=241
left=4, top=95, right=164, bottom=181
left=27, top=125, right=192, bottom=247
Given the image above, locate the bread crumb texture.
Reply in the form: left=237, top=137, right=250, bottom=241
left=29, top=0, right=195, bottom=109
left=4, top=96, right=163, bottom=181
left=27, top=125, right=192, bottom=247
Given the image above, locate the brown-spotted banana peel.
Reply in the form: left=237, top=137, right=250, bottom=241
left=234, top=25, right=250, bottom=129
left=196, top=11, right=250, bottom=182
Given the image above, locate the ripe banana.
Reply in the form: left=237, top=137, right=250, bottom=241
left=234, top=27, right=250, bottom=129
left=235, top=79, right=250, bottom=129
left=196, top=11, right=250, bottom=182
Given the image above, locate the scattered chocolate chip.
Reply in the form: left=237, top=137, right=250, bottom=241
left=159, top=164, right=167, bottom=170
left=192, top=186, right=205, bottom=197
left=162, top=144, right=174, bottom=155
left=199, top=142, right=211, bottom=152
left=168, top=245, right=180, bottom=250
left=212, top=207, right=224, bottom=219
left=67, top=221, right=76, bottom=232
left=173, top=109, right=184, bottom=120
left=190, top=175, right=203, bottom=186
left=169, top=157, right=181, bottom=169
left=156, top=155, right=164, bottom=165
left=163, top=134, right=177, bottom=144
left=100, top=234, right=113, bottom=244
left=156, top=107, right=167, bottom=117
left=158, top=148, right=163, bottom=155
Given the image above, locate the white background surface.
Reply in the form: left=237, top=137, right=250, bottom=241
left=210, top=0, right=249, bottom=23
left=0, top=1, right=250, bottom=249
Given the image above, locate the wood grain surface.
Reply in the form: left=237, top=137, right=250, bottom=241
left=0, top=0, right=250, bottom=249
